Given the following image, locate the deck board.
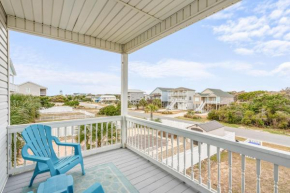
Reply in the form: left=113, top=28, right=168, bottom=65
left=3, top=148, right=198, bottom=193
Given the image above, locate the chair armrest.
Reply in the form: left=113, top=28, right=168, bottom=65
left=21, top=145, right=57, bottom=176
left=22, top=145, right=50, bottom=163
left=52, top=136, right=79, bottom=147
left=52, top=136, right=82, bottom=155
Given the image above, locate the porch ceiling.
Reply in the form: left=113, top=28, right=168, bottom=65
left=1, top=0, right=240, bottom=54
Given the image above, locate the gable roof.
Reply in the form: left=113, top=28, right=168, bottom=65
left=171, top=87, right=195, bottom=91
left=150, top=87, right=174, bottom=95
left=203, top=88, right=233, bottom=97
left=188, top=121, right=224, bottom=132
left=18, top=81, right=47, bottom=89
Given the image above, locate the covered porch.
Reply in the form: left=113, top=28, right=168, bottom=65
left=0, top=0, right=290, bottom=193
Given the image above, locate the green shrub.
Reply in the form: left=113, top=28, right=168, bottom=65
left=161, top=111, right=173, bottom=114
left=208, top=110, right=219, bottom=120
left=98, top=105, right=121, bottom=116
left=64, top=100, right=79, bottom=107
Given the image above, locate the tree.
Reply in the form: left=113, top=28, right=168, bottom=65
left=152, top=99, right=162, bottom=108
left=139, top=98, right=148, bottom=109
left=145, top=104, right=159, bottom=120
left=10, top=94, right=41, bottom=166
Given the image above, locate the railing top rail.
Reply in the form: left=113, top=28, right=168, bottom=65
left=8, top=116, right=122, bottom=133
left=126, top=116, right=290, bottom=168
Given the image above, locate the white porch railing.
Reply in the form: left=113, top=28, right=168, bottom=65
left=6, top=115, right=290, bottom=192
left=7, top=116, right=122, bottom=175
left=125, top=116, right=290, bottom=193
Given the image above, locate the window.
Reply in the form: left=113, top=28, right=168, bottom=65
left=26, top=87, right=30, bottom=93
left=189, top=97, right=192, bottom=100
left=195, top=97, right=199, bottom=102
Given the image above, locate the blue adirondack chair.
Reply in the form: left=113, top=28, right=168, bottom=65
left=21, top=124, right=85, bottom=187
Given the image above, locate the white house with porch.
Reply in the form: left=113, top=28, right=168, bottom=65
left=167, top=87, right=195, bottom=110
left=0, top=1, right=288, bottom=193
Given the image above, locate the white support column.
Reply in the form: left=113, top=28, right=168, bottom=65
left=121, top=53, right=128, bottom=148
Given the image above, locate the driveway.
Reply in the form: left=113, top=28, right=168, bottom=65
left=128, top=111, right=290, bottom=147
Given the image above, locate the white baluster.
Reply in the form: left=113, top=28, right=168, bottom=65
left=65, top=127, right=67, bottom=154
left=207, top=144, right=211, bottom=189
left=101, top=123, right=103, bottom=147
left=177, top=136, right=180, bottom=172
left=256, top=159, right=261, bottom=193
left=161, top=131, right=163, bottom=162
left=90, top=124, right=92, bottom=150
left=72, top=126, right=74, bottom=154
left=274, top=164, right=279, bottom=193
left=96, top=123, right=98, bottom=148
left=191, top=139, right=194, bottom=180
left=241, top=154, right=246, bottom=193
left=166, top=132, right=168, bottom=165
left=14, top=133, right=16, bottom=168
left=58, top=127, right=60, bottom=156
left=171, top=134, right=174, bottom=168
left=106, top=122, right=108, bottom=146
left=156, top=130, right=158, bottom=160
left=111, top=122, right=113, bottom=145
left=183, top=137, right=186, bottom=175
left=217, top=147, right=221, bottom=193
left=198, top=142, right=202, bottom=184
left=151, top=128, right=154, bottom=157
left=147, top=127, right=150, bottom=155
left=84, top=125, right=86, bottom=151
left=143, top=126, right=146, bottom=152
left=228, top=151, right=232, bottom=193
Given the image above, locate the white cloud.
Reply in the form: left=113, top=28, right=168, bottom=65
left=247, top=62, right=290, bottom=77
left=211, top=0, right=290, bottom=56
left=234, top=48, right=254, bottom=55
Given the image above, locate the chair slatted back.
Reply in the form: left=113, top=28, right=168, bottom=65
left=22, top=125, right=57, bottom=159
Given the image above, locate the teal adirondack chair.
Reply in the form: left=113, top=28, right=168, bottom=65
left=21, top=124, right=85, bottom=187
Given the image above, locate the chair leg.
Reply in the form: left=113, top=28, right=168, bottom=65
left=29, top=170, right=38, bottom=187
left=81, top=160, right=85, bottom=175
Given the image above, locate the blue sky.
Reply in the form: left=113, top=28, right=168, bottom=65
left=10, top=0, right=290, bottom=96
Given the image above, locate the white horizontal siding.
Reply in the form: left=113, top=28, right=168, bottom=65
left=7, top=16, right=122, bottom=53
left=0, top=2, right=8, bottom=192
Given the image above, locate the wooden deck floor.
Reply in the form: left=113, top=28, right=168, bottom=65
left=3, top=148, right=198, bottom=193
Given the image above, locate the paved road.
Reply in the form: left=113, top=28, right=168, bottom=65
left=128, top=111, right=290, bottom=147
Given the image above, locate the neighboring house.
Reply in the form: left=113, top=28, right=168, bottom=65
left=128, top=89, right=145, bottom=105
left=194, top=88, right=234, bottom=112
left=166, top=121, right=235, bottom=171
left=16, top=81, right=47, bottom=96
left=167, top=87, right=195, bottom=110
left=150, top=87, right=173, bottom=108
left=94, top=95, right=117, bottom=103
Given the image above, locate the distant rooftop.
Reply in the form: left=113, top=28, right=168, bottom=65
left=128, top=89, right=145, bottom=93
left=188, top=121, right=224, bottom=132
left=19, top=81, right=47, bottom=89
left=171, top=87, right=195, bottom=91
left=204, top=88, right=233, bottom=97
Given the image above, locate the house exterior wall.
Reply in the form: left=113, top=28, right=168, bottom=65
left=150, top=88, right=171, bottom=108
left=18, top=82, right=46, bottom=96
left=168, top=90, right=195, bottom=110
left=220, top=97, right=234, bottom=105
left=0, top=4, right=9, bottom=191
left=128, top=92, right=144, bottom=105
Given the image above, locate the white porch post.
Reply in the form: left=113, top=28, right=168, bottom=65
left=121, top=53, right=128, bottom=148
